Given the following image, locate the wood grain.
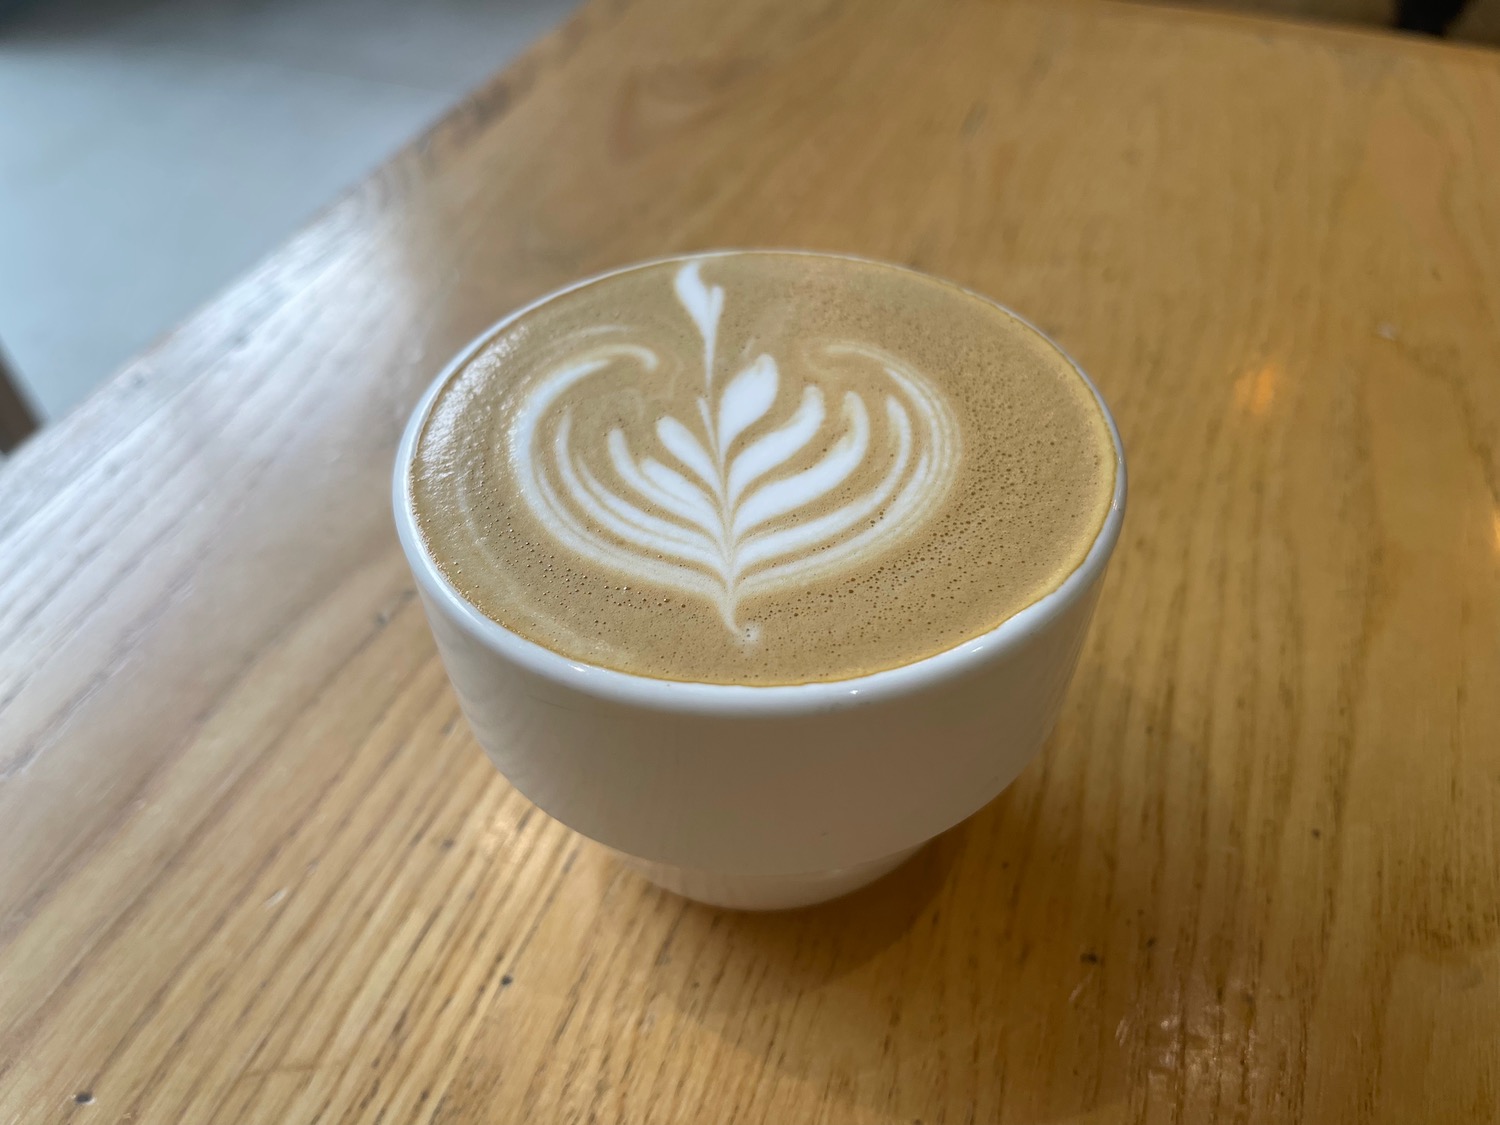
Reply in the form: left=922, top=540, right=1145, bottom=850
left=2, top=0, right=1499, bottom=1121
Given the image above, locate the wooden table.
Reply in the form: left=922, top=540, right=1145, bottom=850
left=3, top=1, right=1498, bottom=1121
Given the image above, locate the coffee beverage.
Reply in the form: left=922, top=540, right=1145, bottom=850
left=410, top=252, right=1116, bottom=685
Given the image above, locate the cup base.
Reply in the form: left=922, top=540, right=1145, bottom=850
left=615, top=844, right=923, bottom=910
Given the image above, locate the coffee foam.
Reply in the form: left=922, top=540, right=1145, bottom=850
left=412, top=252, right=1116, bottom=685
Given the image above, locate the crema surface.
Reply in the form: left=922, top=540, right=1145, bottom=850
left=411, top=252, right=1116, bottom=684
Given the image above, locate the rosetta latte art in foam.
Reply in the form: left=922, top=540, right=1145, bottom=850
left=509, top=260, right=962, bottom=641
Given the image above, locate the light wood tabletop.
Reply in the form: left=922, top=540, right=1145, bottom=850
left=3, top=0, right=1499, bottom=1121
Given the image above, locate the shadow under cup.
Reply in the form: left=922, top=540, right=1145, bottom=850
left=392, top=255, right=1127, bottom=911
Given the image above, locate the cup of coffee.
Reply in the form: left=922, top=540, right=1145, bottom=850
left=394, top=250, right=1125, bottom=909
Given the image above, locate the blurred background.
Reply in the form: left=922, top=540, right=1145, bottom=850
left=0, top=0, right=1496, bottom=445
left=0, top=0, right=577, bottom=429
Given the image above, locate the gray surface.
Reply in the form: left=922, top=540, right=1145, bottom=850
left=0, top=0, right=575, bottom=422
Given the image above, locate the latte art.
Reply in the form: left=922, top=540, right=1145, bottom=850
left=512, top=264, right=960, bottom=640
left=411, top=252, right=1116, bottom=685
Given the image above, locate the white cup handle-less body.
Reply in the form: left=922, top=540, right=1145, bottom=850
left=394, top=258, right=1126, bottom=910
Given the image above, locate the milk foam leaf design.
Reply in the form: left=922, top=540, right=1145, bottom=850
left=673, top=261, right=724, bottom=386
left=726, top=386, right=824, bottom=505
left=715, top=354, right=779, bottom=456
left=652, top=417, right=718, bottom=498
left=510, top=260, right=961, bottom=641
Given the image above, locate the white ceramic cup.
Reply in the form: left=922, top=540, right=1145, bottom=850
left=393, top=256, right=1126, bottom=910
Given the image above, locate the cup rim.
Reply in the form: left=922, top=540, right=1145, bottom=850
left=392, top=248, right=1127, bottom=716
